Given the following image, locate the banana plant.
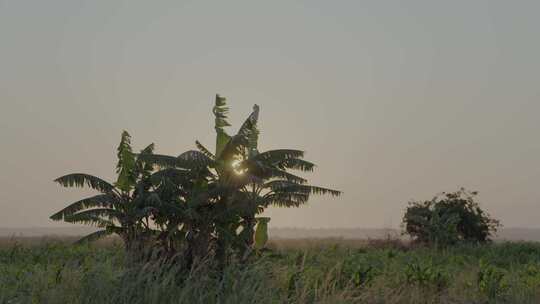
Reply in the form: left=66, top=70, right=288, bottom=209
left=50, top=95, right=341, bottom=270
left=138, top=95, right=262, bottom=264
left=192, top=95, right=341, bottom=258
left=50, top=131, right=156, bottom=250
left=213, top=99, right=340, bottom=256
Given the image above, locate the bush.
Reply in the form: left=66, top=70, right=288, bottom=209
left=402, top=188, right=501, bottom=247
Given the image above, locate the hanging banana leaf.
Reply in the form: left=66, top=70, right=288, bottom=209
left=254, top=217, right=271, bottom=250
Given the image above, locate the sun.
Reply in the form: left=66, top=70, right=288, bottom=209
left=231, top=159, right=246, bottom=175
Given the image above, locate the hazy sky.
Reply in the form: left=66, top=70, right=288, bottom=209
left=1, top=1, right=539, bottom=229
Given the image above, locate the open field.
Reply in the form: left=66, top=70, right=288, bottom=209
left=3, top=1, right=540, bottom=303
left=4, top=227, right=540, bottom=241
left=2, top=238, right=540, bottom=304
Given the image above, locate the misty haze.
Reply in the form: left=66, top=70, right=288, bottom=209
left=1, top=1, right=539, bottom=303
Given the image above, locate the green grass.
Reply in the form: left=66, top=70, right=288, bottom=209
left=2, top=239, right=540, bottom=303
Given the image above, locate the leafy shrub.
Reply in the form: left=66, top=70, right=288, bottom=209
left=342, top=257, right=379, bottom=287
left=523, top=263, right=540, bottom=289
left=402, top=188, right=501, bottom=247
left=404, top=260, right=448, bottom=290
left=477, top=259, right=509, bottom=300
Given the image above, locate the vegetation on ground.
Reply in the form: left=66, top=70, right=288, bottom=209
left=2, top=239, right=540, bottom=303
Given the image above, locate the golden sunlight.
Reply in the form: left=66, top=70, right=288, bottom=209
left=231, top=159, right=245, bottom=175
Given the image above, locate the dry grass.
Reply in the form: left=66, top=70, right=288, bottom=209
left=0, top=235, right=123, bottom=248
left=268, top=235, right=410, bottom=251
left=268, top=237, right=370, bottom=251
left=1, top=235, right=407, bottom=250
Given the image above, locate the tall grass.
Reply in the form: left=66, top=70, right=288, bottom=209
left=2, top=239, right=540, bottom=303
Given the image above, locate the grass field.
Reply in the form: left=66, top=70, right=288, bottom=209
left=2, top=237, right=540, bottom=304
